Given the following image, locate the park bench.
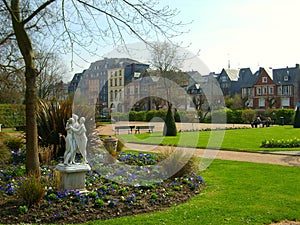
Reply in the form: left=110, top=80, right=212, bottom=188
left=115, top=126, right=135, bottom=134
left=135, top=125, right=155, bottom=134
left=251, top=119, right=274, bottom=128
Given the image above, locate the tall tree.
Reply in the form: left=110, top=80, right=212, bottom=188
left=35, top=51, right=66, bottom=99
left=150, top=42, right=185, bottom=136
left=0, top=0, right=184, bottom=175
left=150, top=41, right=183, bottom=106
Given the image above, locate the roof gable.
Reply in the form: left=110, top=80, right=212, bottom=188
left=253, top=67, right=275, bottom=85
left=221, top=68, right=240, bottom=81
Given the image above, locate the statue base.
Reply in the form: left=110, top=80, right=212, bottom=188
left=55, top=163, right=91, bottom=191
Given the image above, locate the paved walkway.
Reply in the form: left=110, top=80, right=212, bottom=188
left=97, top=122, right=300, bottom=167
left=124, top=143, right=300, bottom=167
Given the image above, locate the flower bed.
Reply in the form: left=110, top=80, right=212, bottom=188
left=0, top=151, right=205, bottom=224
left=261, top=137, right=300, bottom=148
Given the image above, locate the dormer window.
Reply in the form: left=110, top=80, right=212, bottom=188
left=220, top=76, right=227, bottom=82
left=262, top=77, right=267, bottom=83
left=284, top=75, right=289, bottom=81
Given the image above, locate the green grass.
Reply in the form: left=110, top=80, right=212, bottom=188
left=1, top=129, right=19, bottom=133
left=119, top=126, right=300, bottom=151
left=84, top=160, right=300, bottom=225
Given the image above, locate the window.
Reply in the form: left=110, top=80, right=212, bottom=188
left=119, top=78, right=122, bottom=86
left=262, top=77, right=267, bottom=83
left=115, top=78, right=118, bottom=86
left=282, top=97, right=290, bottom=107
left=284, top=75, right=289, bottom=81
left=259, top=98, right=265, bottom=107
left=248, top=88, right=253, bottom=96
left=256, top=87, right=261, bottom=95
left=248, top=99, right=253, bottom=107
left=220, top=76, right=227, bottom=82
left=269, top=87, right=274, bottom=94
left=278, top=86, right=282, bottom=95
left=282, top=85, right=291, bottom=95
left=242, top=88, right=247, bottom=96
left=263, top=87, right=267, bottom=94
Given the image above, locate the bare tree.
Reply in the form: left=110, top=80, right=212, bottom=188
left=0, top=68, right=25, bottom=103
left=151, top=41, right=183, bottom=73
left=0, top=0, right=185, bottom=175
left=150, top=41, right=184, bottom=106
left=35, top=50, right=66, bottom=99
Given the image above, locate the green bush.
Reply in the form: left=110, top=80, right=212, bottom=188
left=163, top=106, right=177, bottom=136
left=231, top=110, right=243, bottom=123
left=242, top=109, right=256, bottom=123
left=146, top=110, right=168, bottom=122
left=129, top=111, right=137, bottom=121
left=210, top=109, right=227, bottom=123
left=274, top=108, right=295, bottom=125
left=294, top=107, right=300, bottom=128
left=135, top=111, right=146, bottom=121
left=225, top=108, right=234, bottom=123
left=0, top=104, right=25, bottom=128
left=4, top=137, right=24, bottom=151
left=111, top=112, right=127, bottom=121
left=174, top=110, right=181, bottom=122
left=175, top=110, right=193, bottom=122
left=0, top=143, right=11, bottom=163
left=17, top=175, right=45, bottom=207
left=145, top=110, right=155, bottom=122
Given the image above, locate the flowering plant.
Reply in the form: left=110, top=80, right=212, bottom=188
left=261, top=137, right=300, bottom=148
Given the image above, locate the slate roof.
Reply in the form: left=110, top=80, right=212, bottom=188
left=272, top=64, right=300, bottom=85
left=239, top=68, right=261, bottom=88
left=220, top=68, right=240, bottom=81
left=88, top=58, right=140, bottom=72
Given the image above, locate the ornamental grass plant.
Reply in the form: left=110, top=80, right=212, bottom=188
left=17, top=173, right=45, bottom=207
left=159, top=146, right=199, bottom=179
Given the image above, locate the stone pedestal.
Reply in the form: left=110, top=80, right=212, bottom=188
left=55, top=163, right=91, bottom=191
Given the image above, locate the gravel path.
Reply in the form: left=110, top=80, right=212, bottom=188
left=97, top=122, right=300, bottom=167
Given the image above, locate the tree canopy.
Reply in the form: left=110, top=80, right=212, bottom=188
left=0, top=0, right=186, bottom=175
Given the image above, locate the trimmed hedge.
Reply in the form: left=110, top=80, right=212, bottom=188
left=98, top=108, right=297, bottom=125
left=0, top=104, right=25, bottom=128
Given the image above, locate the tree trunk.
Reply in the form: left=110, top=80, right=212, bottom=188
left=25, top=67, right=40, bottom=176
left=11, top=0, right=40, bottom=176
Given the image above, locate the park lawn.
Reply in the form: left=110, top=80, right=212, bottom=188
left=119, top=125, right=300, bottom=151
left=86, top=160, right=300, bottom=225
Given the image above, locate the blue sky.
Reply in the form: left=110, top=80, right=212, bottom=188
left=67, top=0, right=300, bottom=79
left=169, top=0, right=300, bottom=72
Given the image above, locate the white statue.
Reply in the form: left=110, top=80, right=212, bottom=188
left=64, top=117, right=76, bottom=165
left=70, top=117, right=88, bottom=164
left=64, top=115, right=88, bottom=165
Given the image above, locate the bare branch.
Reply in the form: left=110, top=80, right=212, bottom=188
left=23, top=0, right=56, bottom=25
left=76, top=0, right=150, bottom=44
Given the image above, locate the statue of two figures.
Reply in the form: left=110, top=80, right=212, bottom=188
left=64, top=114, right=88, bottom=165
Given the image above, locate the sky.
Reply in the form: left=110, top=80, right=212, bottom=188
left=66, top=0, right=300, bottom=80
